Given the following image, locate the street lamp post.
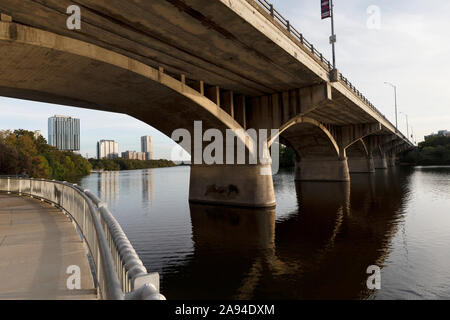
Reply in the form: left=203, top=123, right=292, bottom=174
left=384, top=82, right=398, bottom=133
left=400, top=111, right=409, bottom=142
left=330, top=0, right=336, bottom=70
left=322, top=0, right=338, bottom=81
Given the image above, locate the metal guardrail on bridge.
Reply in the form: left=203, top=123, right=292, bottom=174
left=0, top=177, right=165, bottom=300
left=254, top=0, right=411, bottom=143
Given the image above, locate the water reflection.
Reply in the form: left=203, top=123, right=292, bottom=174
left=94, top=170, right=156, bottom=206
left=162, top=170, right=410, bottom=300
left=80, top=166, right=450, bottom=299
left=142, top=169, right=154, bottom=204
left=97, top=171, right=119, bottom=204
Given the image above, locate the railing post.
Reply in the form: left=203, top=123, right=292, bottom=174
left=286, top=20, right=290, bottom=32
left=7, top=177, right=10, bottom=194
left=269, top=4, right=274, bottom=17
left=97, top=245, right=101, bottom=299
left=83, top=200, right=86, bottom=234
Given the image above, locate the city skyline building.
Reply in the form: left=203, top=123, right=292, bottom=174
left=48, top=115, right=80, bottom=151
left=121, top=151, right=147, bottom=161
left=97, top=139, right=119, bottom=159
left=141, top=136, right=153, bottom=160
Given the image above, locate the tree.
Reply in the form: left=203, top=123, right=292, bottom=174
left=0, top=129, right=92, bottom=182
left=400, top=136, right=450, bottom=166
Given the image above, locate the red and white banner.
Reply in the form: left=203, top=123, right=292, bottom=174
left=321, top=0, right=331, bottom=19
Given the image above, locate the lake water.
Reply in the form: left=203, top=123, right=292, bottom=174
left=80, top=166, right=450, bottom=299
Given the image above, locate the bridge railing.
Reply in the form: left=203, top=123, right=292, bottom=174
left=0, top=177, right=165, bottom=300
left=253, top=0, right=406, bottom=137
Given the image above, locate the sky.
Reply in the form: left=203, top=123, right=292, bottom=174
left=1, top=0, right=449, bottom=159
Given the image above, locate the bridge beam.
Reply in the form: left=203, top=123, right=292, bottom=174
left=344, top=138, right=375, bottom=174
left=381, top=138, right=407, bottom=167
left=247, top=83, right=332, bottom=130
left=363, top=135, right=397, bottom=170
left=338, top=123, right=382, bottom=149
left=373, top=155, right=388, bottom=169
left=386, top=155, right=397, bottom=167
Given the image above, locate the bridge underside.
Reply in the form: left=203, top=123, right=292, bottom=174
left=0, top=2, right=413, bottom=207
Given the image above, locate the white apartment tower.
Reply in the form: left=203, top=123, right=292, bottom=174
left=48, top=115, right=80, bottom=151
left=97, top=140, right=119, bottom=159
left=141, top=136, right=153, bottom=160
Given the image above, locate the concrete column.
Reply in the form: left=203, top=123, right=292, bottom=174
left=368, top=156, right=375, bottom=172
left=294, top=158, right=350, bottom=181
left=347, top=157, right=375, bottom=173
left=387, top=155, right=396, bottom=167
left=189, top=164, right=275, bottom=207
left=373, top=156, right=388, bottom=169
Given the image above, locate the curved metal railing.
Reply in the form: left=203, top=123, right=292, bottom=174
left=0, top=177, right=165, bottom=300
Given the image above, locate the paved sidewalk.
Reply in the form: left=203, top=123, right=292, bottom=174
left=0, top=194, right=97, bottom=299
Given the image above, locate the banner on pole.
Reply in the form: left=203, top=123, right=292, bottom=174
left=321, top=0, right=331, bottom=19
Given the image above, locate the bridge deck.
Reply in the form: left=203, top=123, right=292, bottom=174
left=0, top=194, right=97, bottom=300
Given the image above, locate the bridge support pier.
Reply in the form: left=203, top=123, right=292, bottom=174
left=373, top=156, right=388, bottom=169
left=347, top=157, right=375, bottom=173
left=294, top=158, right=350, bottom=182
left=189, top=164, right=275, bottom=207
left=387, top=156, right=396, bottom=167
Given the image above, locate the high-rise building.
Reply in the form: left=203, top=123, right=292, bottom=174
left=48, top=115, right=80, bottom=151
left=97, top=140, right=119, bottom=159
left=141, top=136, right=153, bottom=160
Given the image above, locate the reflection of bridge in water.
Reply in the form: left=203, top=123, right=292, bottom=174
left=162, top=169, right=410, bottom=299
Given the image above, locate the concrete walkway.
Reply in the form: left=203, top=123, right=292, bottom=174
left=0, top=194, right=97, bottom=299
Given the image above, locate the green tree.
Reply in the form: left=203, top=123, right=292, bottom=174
left=0, top=129, right=92, bottom=182
left=400, top=136, right=450, bottom=166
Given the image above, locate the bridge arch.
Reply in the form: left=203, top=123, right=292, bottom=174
left=0, top=22, right=248, bottom=151
left=0, top=22, right=273, bottom=207
left=271, top=116, right=340, bottom=159
left=345, top=139, right=375, bottom=173
left=271, top=115, right=349, bottom=182
left=345, top=139, right=369, bottom=158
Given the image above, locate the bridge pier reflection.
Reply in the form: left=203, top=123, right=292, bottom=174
left=161, top=169, right=410, bottom=299
left=189, top=203, right=276, bottom=251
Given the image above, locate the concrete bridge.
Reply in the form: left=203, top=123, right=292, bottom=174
left=0, top=0, right=413, bottom=207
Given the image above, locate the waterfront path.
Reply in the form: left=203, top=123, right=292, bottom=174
left=0, top=194, right=97, bottom=299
